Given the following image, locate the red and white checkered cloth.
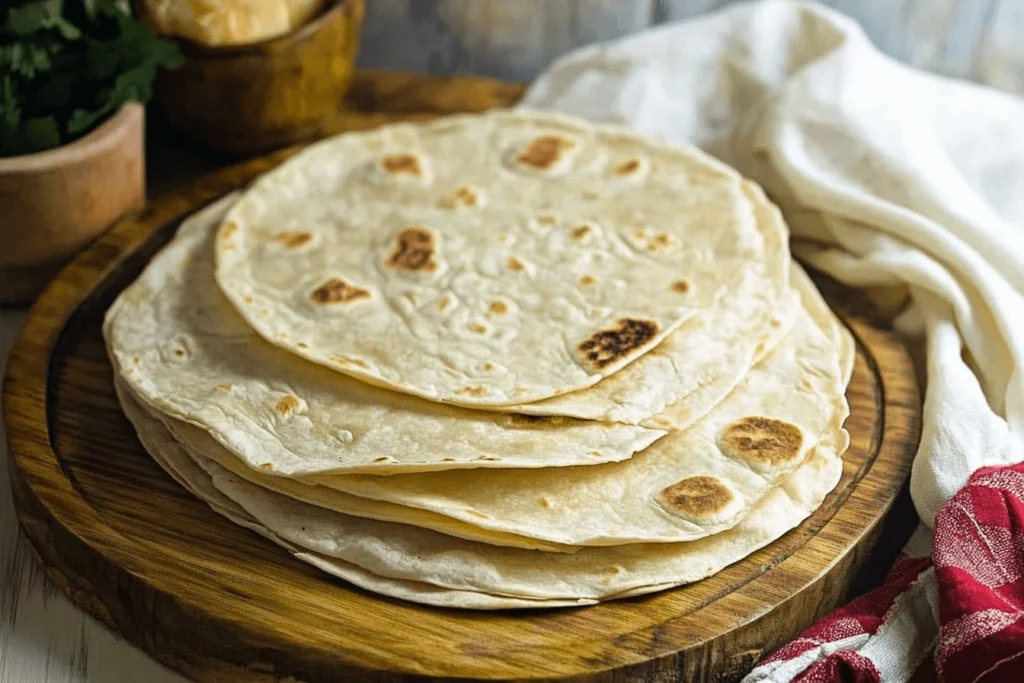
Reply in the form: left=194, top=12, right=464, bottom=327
left=745, top=461, right=1024, bottom=682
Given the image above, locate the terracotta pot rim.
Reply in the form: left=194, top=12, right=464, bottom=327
left=0, top=103, right=144, bottom=173
left=149, top=0, right=357, bottom=59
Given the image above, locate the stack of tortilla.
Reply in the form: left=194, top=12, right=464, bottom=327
left=104, top=109, right=853, bottom=609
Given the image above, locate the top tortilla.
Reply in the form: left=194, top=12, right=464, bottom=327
left=214, top=109, right=769, bottom=406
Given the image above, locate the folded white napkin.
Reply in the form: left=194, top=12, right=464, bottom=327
left=523, top=0, right=1024, bottom=527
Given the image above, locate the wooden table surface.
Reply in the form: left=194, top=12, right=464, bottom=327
left=2, top=1, right=1021, bottom=680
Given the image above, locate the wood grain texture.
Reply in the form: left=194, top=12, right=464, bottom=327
left=1, top=309, right=189, bottom=683
left=3, top=74, right=921, bottom=681
left=357, top=0, right=1018, bottom=88
left=151, top=0, right=365, bottom=156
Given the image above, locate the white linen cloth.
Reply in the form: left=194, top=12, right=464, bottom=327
left=522, top=0, right=1024, bottom=528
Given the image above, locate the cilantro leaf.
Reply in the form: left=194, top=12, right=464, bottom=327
left=1, top=0, right=183, bottom=157
left=7, top=1, right=81, bottom=40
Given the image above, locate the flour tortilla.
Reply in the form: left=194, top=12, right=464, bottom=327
left=115, top=382, right=586, bottom=609
left=510, top=179, right=798, bottom=429
left=215, top=109, right=770, bottom=407
left=142, top=266, right=849, bottom=548
left=151, top=395, right=578, bottom=553
left=104, top=195, right=664, bottom=476
left=272, top=266, right=851, bottom=548
left=124, top=372, right=845, bottom=603
left=201, top=433, right=844, bottom=602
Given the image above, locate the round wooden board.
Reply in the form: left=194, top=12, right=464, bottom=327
left=5, top=90, right=921, bottom=683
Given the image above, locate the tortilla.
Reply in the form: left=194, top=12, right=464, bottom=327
left=509, top=179, right=797, bottom=429
left=283, top=266, right=850, bottom=547
left=117, top=371, right=845, bottom=605
left=202, top=432, right=844, bottom=602
left=214, top=109, right=770, bottom=406
left=153, top=278, right=846, bottom=551
left=115, top=381, right=587, bottom=608
left=104, top=195, right=665, bottom=476
left=152, top=395, right=577, bottom=553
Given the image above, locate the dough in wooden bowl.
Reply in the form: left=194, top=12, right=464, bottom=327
left=142, top=0, right=329, bottom=46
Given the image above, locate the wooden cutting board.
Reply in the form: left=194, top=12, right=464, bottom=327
left=3, top=71, right=921, bottom=683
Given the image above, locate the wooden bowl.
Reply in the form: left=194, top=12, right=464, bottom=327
left=152, top=0, right=365, bottom=157
left=0, top=103, right=145, bottom=305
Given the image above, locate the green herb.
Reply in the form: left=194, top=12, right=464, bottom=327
left=0, top=0, right=184, bottom=157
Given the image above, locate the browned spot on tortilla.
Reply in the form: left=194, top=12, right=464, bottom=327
left=373, top=457, right=392, bottom=463
left=243, top=295, right=254, bottom=304
left=801, top=379, right=814, bottom=390
left=720, top=417, right=804, bottom=467
left=754, top=341, right=765, bottom=356
left=615, top=159, right=642, bottom=175
left=273, top=231, right=314, bottom=248
left=476, top=455, right=500, bottom=462
left=133, top=356, right=140, bottom=364
left=578, top=319, right=660, bottom=370
left=311, top=277, right=370, bottom=304
left=483, top=362, right=496, bottom=371
left=579, top=275, right=597, bottom=286
left=537, top=215, right=557, bottom=225
left=600, top=577, right=612, bottom=586
left=470, top=323, right=488, bottom=334
left=387, top=227, right=438, bottom=272
left=489, top=300, right=508, bottom=315
left=274, top=395, right=300, bottom=415
left=440, top=185, right=479, bottom=208
left=296, top=342, right=309, bottom=349
left=771, top=319, right=782, bottom=328
left=216, top=384, right=232, bottom=392
left=506, top=256, right=525, bottom=272
left=174, top=348, right=186, bottom=357
left=539, top=497, right=552, bottom=509
left=221, top=222, right=238, bottom=239
left=328, top=355, right=369, bottom=369
left=671, top=280, right=690, bottom=294
left=648, top=232, right=673, bottom=250
left=571, top=225, right=592, bottom=241
left=516, top=135, right=576, bottom=171
left=259, top=309, right=269, bottom=317
left=466, top=509, right=492, bottom=519
left=442, top=458, right=456, bottom=462
left=457, top=386, right=487, bottom=397
left=437, top=297, right=451, bottom=311
left=634, top=227, right=648, bottom=239
left=588, top=451, right=603, bottom=457
left=260, top=463, right=274, bottom=470
left=657, top=476, right=735, bottom=519
left=381, top=153, right=423, bottom=176
left=604, top=566, right=623, bottom=575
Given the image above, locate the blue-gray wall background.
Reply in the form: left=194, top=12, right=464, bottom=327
left=357, top=0, right=1024, bottom=91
